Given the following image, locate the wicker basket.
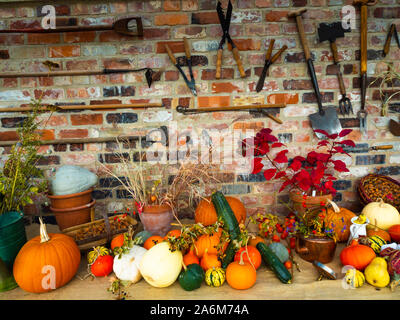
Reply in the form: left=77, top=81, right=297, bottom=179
left=357, top=174, right=400, bottom=211
left=62, top=212, right=142, bottom=251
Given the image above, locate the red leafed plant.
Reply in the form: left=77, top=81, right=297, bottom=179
left=242, top=128, right=355, bottom=196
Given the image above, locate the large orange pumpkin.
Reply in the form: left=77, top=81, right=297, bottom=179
left=13, top=218, right=81, bottom=293
left=339, top=239, right=376, bottom=271
left=195, top=196, right=246, bottom=226
left=324, top=200, right=356, bottom=242
left=226, top=250, right=257, bottom=290
left=194, top=233, right=220, bottom=258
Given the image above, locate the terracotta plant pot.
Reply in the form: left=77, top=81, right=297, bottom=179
left=139, top=204, right=173, bottom=237
left=295, top=234, right=337, bottom=264
left=48, top=188, right=93, bottom=209
left=51, top=199, right=95, bottom=231
left=289, top=191, right=333, bottom=215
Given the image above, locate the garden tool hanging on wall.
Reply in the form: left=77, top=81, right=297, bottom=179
left=0, top=17, right=143, bottom=37
left=215, top=0, right=246, bottom=79
left=256, top=39, right=287, bottom=93
left=383, top=24, right=400, bottom=57
left=318, top=22, right=353, bottom=116
left=353, top=0, right=377, bottom=134
left=288, top=8, right=342, bottom=139
left=165, top=38, right=197, bottom=96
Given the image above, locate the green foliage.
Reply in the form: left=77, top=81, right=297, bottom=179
left=0, top=99, right=49, bottom=215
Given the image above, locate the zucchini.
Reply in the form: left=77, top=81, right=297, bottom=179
left=256, top=242, right=292, bottom=284
left=211, top=191, right=241, bottom=268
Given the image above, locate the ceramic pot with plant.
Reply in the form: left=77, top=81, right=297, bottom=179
left=242, top=128, right=355, bottom=214
left=0, top=100, right=48, bottom=270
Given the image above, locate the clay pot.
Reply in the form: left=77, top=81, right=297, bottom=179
left=295, top=234, right=337, bottom=264
left=290, top=191, right=333, bottom=215
left=51, top=199, right=95, bottom=231
left=48, top=188, right=93, bottom=209
left=139, top=204, right=173, bottom=237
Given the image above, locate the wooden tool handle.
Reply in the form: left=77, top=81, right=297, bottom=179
left=216, top=48, right=223, bottom=79
left=383, top=24, right=395, bottom=57
left=373, top=145, right=393, bottom=150
left=232, top=47, right=246, bottom=78
left=183, top=37, right=191, bottom=59
left=337, top=70, right=346, bottom=95
left=271, top=45, right=288, bottom=63
left=267, top=113, right=283, bottom=124
left=165, top=44, right=177, bottom=65
left=360, top=4, right=367, bottom=74
left=265, top=39, right=275, bottom=61
left=292, top=13, right=311, bottom=61
left=330, top=41, right=339, bottom=64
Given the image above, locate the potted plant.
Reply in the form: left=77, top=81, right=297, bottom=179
left=0, top=100, right=48, bottom=270
left=99, top=139, right=219, bottom=237
left=242, top=127, right=355, bottom=214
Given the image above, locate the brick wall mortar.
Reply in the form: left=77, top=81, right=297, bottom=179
left=0, top=0, right=399, bottom=218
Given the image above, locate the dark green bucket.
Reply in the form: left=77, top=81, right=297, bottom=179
left=0, top=211, right=27, bottom=271
left=0, top=257, right=17, bottom=292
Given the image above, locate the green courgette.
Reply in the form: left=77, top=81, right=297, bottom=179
left=211, top=191, right=241, bottom=268
left=256, top=242, right=292, bottom=284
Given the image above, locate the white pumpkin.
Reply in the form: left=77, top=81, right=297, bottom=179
left=362, top=199, right=400, bottom=231
left=113, top=245, right=147, bottom=282
left=139, top=241, right=183, bottom=288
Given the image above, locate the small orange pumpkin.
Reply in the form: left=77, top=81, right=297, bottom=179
left=248, top=236, right=265, bottom=247
left=340, top=239, right=376, bottom=271
left=226, top=250, right=257, bottom=290
left=367, top=219, right=391, bottom=242
left=194, top=232, right=220, bottom=258
left=164, top=229, right=181, bottom=239
left=111, top=233, right=125, bottom=250
left=200, top=249, right=221, bottom=271
left=234, top=246, right=262, bottom=270
left=195, top=196, right=246, bottom=226
left=324, top=200, right=356, bottom=242
left=143, top=235, right=164, bottom=250
left=183, top=247, right=200, bottom=267
left=13, top=218, right=81, bottom=293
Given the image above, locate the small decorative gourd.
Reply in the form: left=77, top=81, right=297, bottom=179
left=205, top=267, right=226, bottom=287
left=340, top=239, right=376, bottom=271
left=367, top=235, right=387, bottom=254
left=133, top=230, right=152, bottom=246
left=113, top=245, right=147, bottom=282
left=194, top=232, right=220, bottom=258
left=183, top=247, right=200, bottom=267
left=367, top=219, right=391, bottom=242
left=178, top=263, right=205, bottom=291
left=344, top=268, right=365, bottom=288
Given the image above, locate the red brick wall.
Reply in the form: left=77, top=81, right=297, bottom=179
left=0, top=0, right=399, bottom=219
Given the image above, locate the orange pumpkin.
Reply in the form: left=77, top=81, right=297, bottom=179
left=111, top=233, right=125, bottom=250
left=226, top=250, right=257, bottom=290
left=248, top=236, right=265, bottom=247
left=339, top=239, right=376, bottom=271
left=194, top=233, right=220, bottom=258
left=143, top=235, right=164, bottom=250
left=324, top=200, right=356, bottom=242
left=200, top=249, right=221, bottom=271
left=13, top=218, right=81, bottom=293
left=195, top=196, right=246, bottom=226
left=183, top=247, right=200, bottom=267
left=164, top=229, right=181, bottom=239
left=234, top=246, right=262, bottom=270
left=388, top=224, right=400, bottom=243
left=367, top=218, right=391, bottom=242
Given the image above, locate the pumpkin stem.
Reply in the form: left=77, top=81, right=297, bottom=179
left=326, top=199, right=340, bottom=213
left=39, top=217, right=50, bottom=243
left=239, top=249, right=246, bottom=266
left=182, top=261, right=187, bottom=271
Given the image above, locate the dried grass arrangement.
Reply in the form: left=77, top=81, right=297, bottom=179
left=98, top=137, right=220, bottom=221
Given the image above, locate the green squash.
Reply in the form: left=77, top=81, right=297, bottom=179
left=178, top=263, right=205, bottom=291
left=134, top=230, right=152, bottom=245
left=268, top=242, right=289, bottom=263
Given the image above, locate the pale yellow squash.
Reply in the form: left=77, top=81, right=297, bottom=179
left=139, top=241, right=183, bottom=288
left=362, top=199, right=400, bottom=231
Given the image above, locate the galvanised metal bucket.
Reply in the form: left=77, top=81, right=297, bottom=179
left=0, top=211, right=27, bottom=271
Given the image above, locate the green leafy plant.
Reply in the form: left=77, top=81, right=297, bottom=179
left=0, top=99, right=49, bottom=215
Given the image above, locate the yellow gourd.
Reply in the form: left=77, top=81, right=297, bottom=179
left=362, top=199, right=400, bottom=231
left=364, top=257, right=390, bottom=288
left=344, top=269, right=365, bottom=288
left=139, top=242, right=183, bottom=288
